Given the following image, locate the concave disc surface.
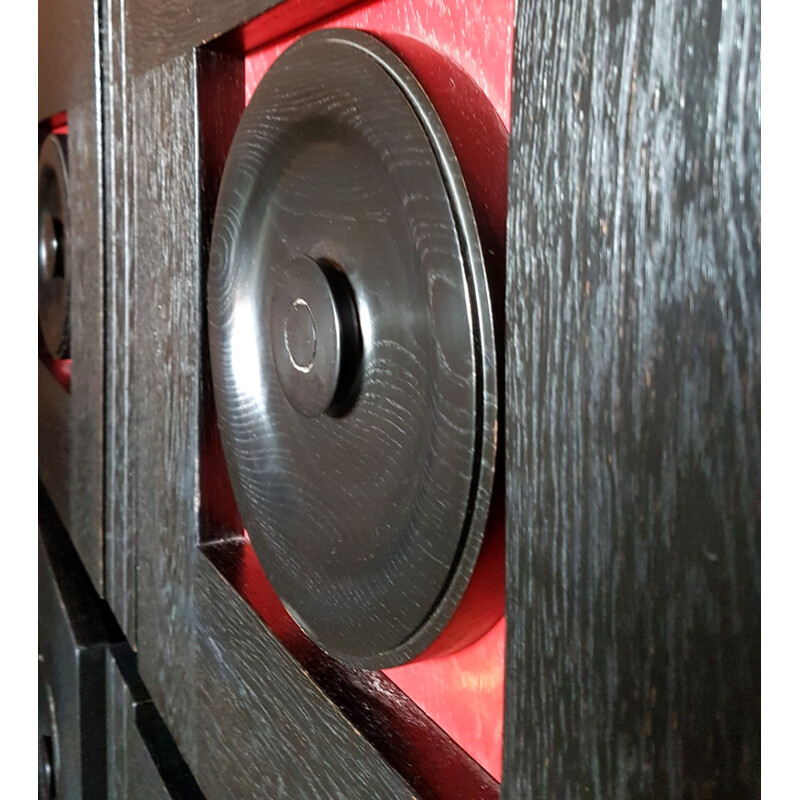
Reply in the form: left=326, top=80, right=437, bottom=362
left=208, top=30, right=497, bottom=667
left=38, top=134, right=70, bottom=359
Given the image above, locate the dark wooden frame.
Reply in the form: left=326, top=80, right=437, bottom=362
left=39, top=485, right=197, bottom=799
left=104, top=0, right=503, bottom=797
left=99, top=0, right=761, bottom=797
left=106, top=641, right=207, bottom=799
left=39, top=488, right=110, bottom=799
left=39, top=0, right=105, bottom=596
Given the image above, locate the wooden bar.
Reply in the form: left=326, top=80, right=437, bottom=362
left=503, top=0, right=761, bottom=796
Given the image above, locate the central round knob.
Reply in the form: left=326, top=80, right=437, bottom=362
left=39, top=211, right=61, bottom=281
left=270, top=257, right=361, bottom=418
left=285, top=299, right=317, bottom=372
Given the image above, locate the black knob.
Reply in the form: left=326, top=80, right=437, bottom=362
left=270, top=257, right=361, bottom=417
left=39, top=211, right=63, bottom=281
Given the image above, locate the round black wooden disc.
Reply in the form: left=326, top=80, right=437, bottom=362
left=208, top=30, right=498, bottom=667
left=38, top=133, right=70, bottom=359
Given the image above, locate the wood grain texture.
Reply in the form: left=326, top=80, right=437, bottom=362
left=206, top=30, right=499, bottom=667
left=39, top=362, right=71, bottom=528
left=106, top=647, right=129, bottom=800
left=126, top=43, right=435, bottom=797
left=39, top=0, right=105, bottom=596
left=127, top=0, right=357, bottom=72
left=69, top=78, right=106, bottom=599
left=503, top=0, right=760, bottom=797
left=107, top=644, right=206, bottom=799
left=196, top=47, right=248, bottom=546
left=130, top=51, right=201, bottom=763
left=205, top=539, right=500, bottom=799
left=125, top=716, right=173, bottom=800
left=103, top=0, right=138, bottom=642
left=194, top=553, right=418, bottom=800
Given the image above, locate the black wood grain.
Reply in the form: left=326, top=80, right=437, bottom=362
left=503, top=0, right=760, bottom=797
left=125, top=717, right=173, bottom=800
left=68, top=39, right=106, bottom=601
left=103, top=0, right=138, bottom=643
left=107, top=644, right=207, bottom=799
left=194, top=552, right=418, bottom=800
left=130, top=51, right=202, bottom=764
left=197, top=47, right=248, bottom=546
left=127, top=0, right=357, bottom=71
left=206, top=30, right=499, bottom=667
left=39, top=0, right=105, bottom=596
left=206, top=539, right=500, bottom=799
left=106, top=647, right=129, bottom=800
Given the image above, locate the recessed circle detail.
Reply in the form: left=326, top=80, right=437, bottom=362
left=269, top=257, right=357, bottom=418
left=285, top=299, right=317, bottom=373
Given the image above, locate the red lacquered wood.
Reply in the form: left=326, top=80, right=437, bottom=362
left=244, top=0, right=512, bottom=128
left=47, top=110, right=69, bottom=135
left=40, top=355, right=72, bottom=393
left=51, top=358, right=72, bottom=392
left=386, top=618, right=506, bottom=782
left=236, top=0, right=513, bottom=780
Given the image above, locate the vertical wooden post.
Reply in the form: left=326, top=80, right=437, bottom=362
left=504, top=0, right=760, bottom=796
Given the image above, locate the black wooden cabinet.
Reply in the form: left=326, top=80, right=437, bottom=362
left=39, top=0, right=761, bottom=797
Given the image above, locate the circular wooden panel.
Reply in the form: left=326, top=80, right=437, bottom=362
left=38, top=133, right=71, bottom=359
left=208, top=30, right=499, bottom=667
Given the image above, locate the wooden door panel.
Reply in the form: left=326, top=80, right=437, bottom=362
left=38, top=0, right=761, bottom=796
left=39, top=0, right=105, bottom=596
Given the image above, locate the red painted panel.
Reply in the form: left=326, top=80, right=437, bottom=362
left=48, top=110, right=69, bottom=135
left=386, top=617, right=506, bottom=781
left=244, top=0, right=512, bottom=128
left=40, top=354, right=72, bottom=393
left=237, top=0, right=513, bottom=781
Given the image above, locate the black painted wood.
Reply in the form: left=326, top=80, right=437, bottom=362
left=196, top=47, right=248, bottom=548
left=102, top=0, right=138, bottom=643
left=125, top=717, right=172, bottom=800
left=207, top=30, right=500, bottom=668
left=127, top=0, right=357, bottom=71
left=39, top=486, right=113, bottom=800
left=107, top=0, right=762, bottom=795
left=39, top=362, right=70, bottom=527
left=129, top=51, right=202, bottom=761
left=107, top=644, right=207, bottom=799
left=106, top=646, right=129, bottom=800
left=194, top=553, right=418, bottom=799
left=38, top=134, right=72, bottom=358
left=203, top=539, right=499, bottom=799
left=503, top=0, right=760, bottom=797
left=39, top=0, right=105, bottom=597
